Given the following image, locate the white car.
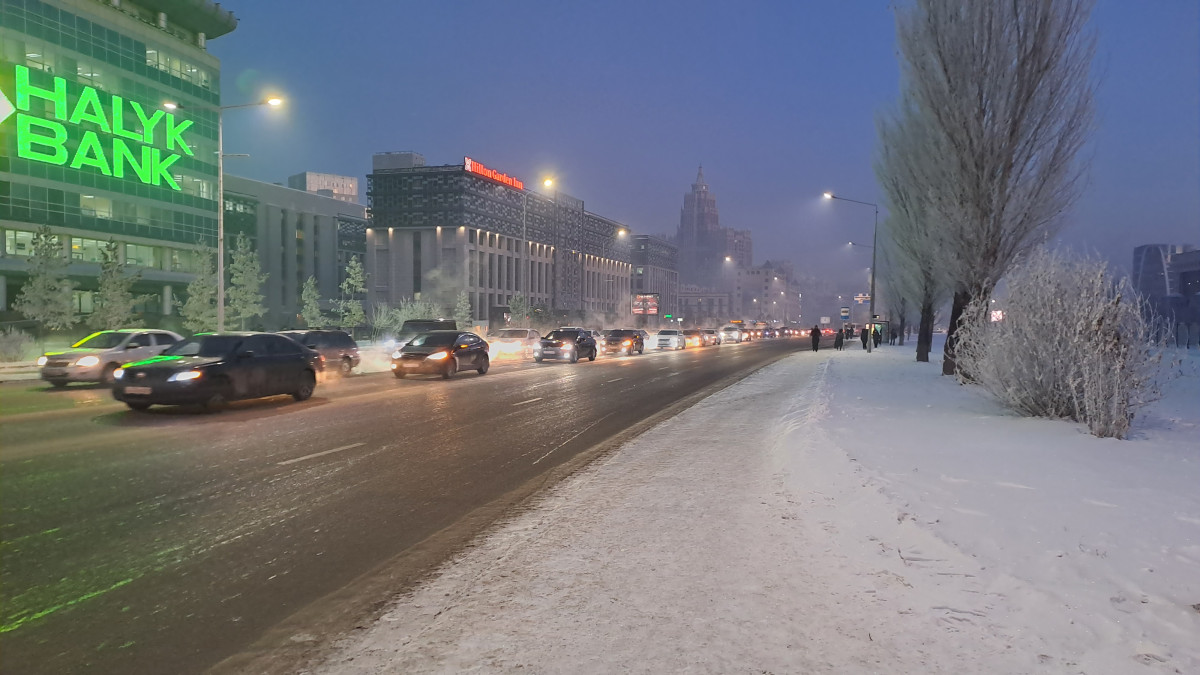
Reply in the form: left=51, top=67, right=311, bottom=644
left=38, top=329, right=184, bottom=386
left=489, top=328, right=541, bottom=357
left=656, top=329, right=685, bottom=350
left=720, top=325, right=744, bottom=343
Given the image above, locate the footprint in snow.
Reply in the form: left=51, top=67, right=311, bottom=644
left=994, top=481, right=1035, bottom=490
left=1083, top=498, right=1119, bottom=508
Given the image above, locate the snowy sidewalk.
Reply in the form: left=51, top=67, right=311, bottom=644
left=312, top=344, right=1200, bottom=674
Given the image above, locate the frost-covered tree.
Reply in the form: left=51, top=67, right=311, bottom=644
left=893, top=0, right=1096, bottom=373
left=875, top=101, right=951, bottom=362
left=337, top=257, right=366, bottom=331
left=453, top=290, right=473, bottom=329
left=300, top=276, right=326, bottom=328
left=369, top=298, right=442, bottom=339
left=227, top=233, right=267, bottom=330
left=13, top=225, right=76, bottom=333
left=180, top=247, right=217, bottom=334
left=88, top=240, right=146, bottom=330
left=955, top=249, right=1172, bottom=439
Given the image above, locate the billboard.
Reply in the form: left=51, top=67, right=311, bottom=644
left=632, top=293, right=660, bottom=315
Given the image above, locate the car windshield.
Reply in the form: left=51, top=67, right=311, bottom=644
left=609, top=330, right=635, bottom=337
left=658, top=330, right=679, bottom=335
left=545, top=330, right=578, bottom=341
left=495, top=329, right=528, bottom=339
left=408, top=332, right=458, bottom=347
left=163, top=336, right=242, bottom=357
left=71, top=332, right=127, bottom=349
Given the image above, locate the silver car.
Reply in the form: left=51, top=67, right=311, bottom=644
left=38, top=329, right=183, bottom=386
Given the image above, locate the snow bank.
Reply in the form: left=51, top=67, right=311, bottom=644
left=312, top=342, right=1200, bottom=674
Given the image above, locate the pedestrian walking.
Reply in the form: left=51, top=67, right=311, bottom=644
left=860, top=326, right=869, bottom=350
left=810, top=325, right=821, bottom=352
left=833, top=328, right=844, bottom=351
left=890, top=328, right=898, bottom=346
left=873, top=327, right=882, bottom=348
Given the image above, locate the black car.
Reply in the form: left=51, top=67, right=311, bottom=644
left=278, top=329, right=360, bottom=374
left=111, top=332, right=321, bottom=411
left=602, top=329, right=645, bottom=356
left=391, top=330, right=489, bottom=379
left=534, top=329, right=598, bottom=363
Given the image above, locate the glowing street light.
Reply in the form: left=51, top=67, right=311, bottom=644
left=823, top=190, right=879, bottom=352
left=164, top=95, right=286, bottom=331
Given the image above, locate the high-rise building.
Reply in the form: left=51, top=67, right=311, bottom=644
left=287, top=172, right=359, bottom=204
left=631, top=234, right=678, bottom=324
left=1, top=0, right=236, bottom=324
left=675, top=166, right=754, bottom=289
left=367, top=155, right=632, bottom=327
left=372, top=151, right=425, bottom=172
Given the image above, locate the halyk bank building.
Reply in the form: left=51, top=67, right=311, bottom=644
left=0, top=0, right=237, bottom=326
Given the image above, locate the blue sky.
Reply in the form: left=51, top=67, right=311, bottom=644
left=212, top=1, right=1198, bottom=297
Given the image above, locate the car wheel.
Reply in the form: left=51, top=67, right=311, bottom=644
left=534, top=356, right=543, bottom=363
left=48, top=380, right=68, bottom=388
left=569, top=350, right=579, bottom=364
left=477, top=354, right=490, bottom=375
left=339, top=357, right=353, bottom=375
left=203, top=391, right=227, bottom=412
left=442, top=358, right=457, bottom=379
left=101, top=363, right=118, bottom=385
left=588, top=348, right=596, bottom=361
left=292, top=371, right=316, bottom=401
left=394, top=370, right=407, bottom=379
left=126, top=402, right=151, bottom=411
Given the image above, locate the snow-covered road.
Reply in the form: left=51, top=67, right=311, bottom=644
left=312, top=341, right=1200, bottom=674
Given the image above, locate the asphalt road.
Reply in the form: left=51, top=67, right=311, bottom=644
left=0, top=336, right=824, bottom=674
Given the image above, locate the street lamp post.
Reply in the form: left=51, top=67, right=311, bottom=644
left=824, top=191, right=878, bottom=353
left=166, top=97, right=283, bottom=331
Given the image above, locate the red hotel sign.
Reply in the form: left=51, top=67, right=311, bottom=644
left=464, top=157, right=524, bottom=189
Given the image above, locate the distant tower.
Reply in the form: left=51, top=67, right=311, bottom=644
left=678, top=165, right=721, bottom=286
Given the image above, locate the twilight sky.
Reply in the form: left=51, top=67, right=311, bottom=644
left=211, top=0, right=1198, bottom=302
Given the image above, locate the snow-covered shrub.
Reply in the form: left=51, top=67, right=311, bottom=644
left=0, top=327, right=34, bottom=362
left=955, top=249, right=1170, bottom=439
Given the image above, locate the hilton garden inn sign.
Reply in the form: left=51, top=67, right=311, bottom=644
left=1, top=63, right=195, bottom=191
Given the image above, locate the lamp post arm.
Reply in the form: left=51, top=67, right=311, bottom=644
left=831, top=195, right=878, bottom=209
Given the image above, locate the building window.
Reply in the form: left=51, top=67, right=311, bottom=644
left=126, top=244, right=161, bottom=268
left=4, top=230, right=37, bottom=257
left=71, top=237, right=107, bottom=262
left=80, top=195, right=113, bottom=219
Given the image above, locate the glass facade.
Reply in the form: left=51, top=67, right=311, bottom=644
left=0, top=0, right=232, bottom=318
left=1, top=0, right=222, bottom=253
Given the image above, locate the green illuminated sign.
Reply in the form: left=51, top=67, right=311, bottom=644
left=1, top=64, right=193, bottom=190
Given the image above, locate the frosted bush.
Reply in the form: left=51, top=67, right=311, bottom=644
left=0, top=327, right=34, bottom=362
left=955, top=249, right=1170, bottom=439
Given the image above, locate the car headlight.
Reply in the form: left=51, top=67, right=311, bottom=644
left=391, top=350, right=402, bottom=359
left=167, top=370, right=202, bottom=382
left=113, top=368, right=125, bottom=380
left=75, top=355, right=100, bottom=367
left=562, top=343, right=574, bottom=350
left=37, top=356, right=48, bottom=366
left=426, top=351, right=450, bottom=361
left=623, top=340, right=632, bottom=346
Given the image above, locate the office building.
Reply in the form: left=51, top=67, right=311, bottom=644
left=1132, top=244, right=1200, bottom=346
left=367, top=155, right=633, bottom=327
left=1, top=0, right=235, bottom=324
left=223, top=175, right=367, bottom=330
left=631, top=234, right=678, bottom=323
left=287, top=171, right=358, bottom=204
left=675, top=166, right=754, bottom=289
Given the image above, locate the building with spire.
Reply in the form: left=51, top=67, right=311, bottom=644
left=675, top=166, right=752, bottom=289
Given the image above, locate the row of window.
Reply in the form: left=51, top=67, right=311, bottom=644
left=3, top=0, right=219, bottom=98
left=71, top=288, right=163, bottom=316
left=3, top=227, right=207, bottom=273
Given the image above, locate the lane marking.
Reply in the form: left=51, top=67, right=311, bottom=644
left=278, top=442, right=365, bottom=466
left=513, top=397, right=543, bottom=406
left=533, top=413, right=613, bottom=465
left=606, top=377, right=624, bottom=383
left=658, top=366, right=670, bottom=371
left=667, top=372, right=681, bottom=377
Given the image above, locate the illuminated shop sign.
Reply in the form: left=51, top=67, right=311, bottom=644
left=464, top=156, right=524, bottom=189
left=0, top=64, right=193, bottom=191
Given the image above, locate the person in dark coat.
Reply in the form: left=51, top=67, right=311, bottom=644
left=860, top=326, right=869, bottom=350
left=833, top=327, right=845, bottom=351
left=890, top=328, right=898, bottom=345
left=873, top=327, right=882, bottom=347
left=810, top=325, right=821, bottom=352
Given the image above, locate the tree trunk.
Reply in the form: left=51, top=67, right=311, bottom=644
left=898, top=296, right=908, bottom=346
left=917, top=299, right=934, bottom=362
left=942, top=289, right=970, bottom=375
